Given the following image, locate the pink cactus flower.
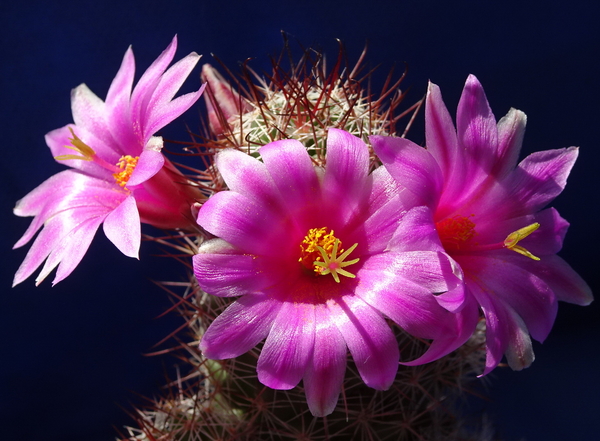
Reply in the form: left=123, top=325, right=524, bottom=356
left=193, top=128, right=478, bottom=416
left=13, top=36, right=205, bottom=286
left=371, top=75, right=593, bottom=375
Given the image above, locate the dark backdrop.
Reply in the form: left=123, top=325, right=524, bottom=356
left=1, top=1, right=598, bottom=440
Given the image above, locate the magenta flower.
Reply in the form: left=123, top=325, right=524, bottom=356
left=13, top=36, right=205, bottom=286
left=371, top=75, right=593, bottom=375
left=193, top=128, right=478, bottom=416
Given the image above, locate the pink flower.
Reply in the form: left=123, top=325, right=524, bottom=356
left=13, top=36, right=205, bottom=286
left=193, top=128, right=477, bottom=416
left=371, top=75, right=593, bottom=375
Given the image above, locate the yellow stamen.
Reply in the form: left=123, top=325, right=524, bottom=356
left=113, top=155, right=139, bottom=188
left=54, top=128, right=96, bottom=161
left=314, top=240, right=360, bottom=283
left=298, top=227, right=360, bottom=283
left=504, top=223, right=541, bottom=261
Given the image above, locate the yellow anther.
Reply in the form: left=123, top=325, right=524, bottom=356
left=113, top=155, right=139, bottom=188
left=298, top=227, right=360, bottom=282
left=504, top=223, right=541, bottom=261
left=54, top=128, right=96, bottom=161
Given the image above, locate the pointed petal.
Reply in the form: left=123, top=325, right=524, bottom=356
left=258, top=302, right=315, bottom=390
left=519, top=254, right=593, bottom=306
left=403, top=294, right=480, bottom=365
left=130, top=36, right=178, bottom=140
left=200, top=294, right=282, bottom=359
left=46, top=216, right=105, bottom=285
left=104, top=46, right=137, bottom=151
left=504, top=307, right=535, bottom=372
left=215, top=148, right=282, bottom=207
left=460, top=253, right=557, bottom=343
left=70, top=84, right=112, bottom=147
left=494, top=107, right=526, bottom=179
left=371, top=135, right=442, bottom=209
left=456, top=74, right=498, bottom=181
left=144, top=85, right=205, bottom=138
left=304, top=303, right=347, bottom=416
left=103, top=194, right=140, bottom=258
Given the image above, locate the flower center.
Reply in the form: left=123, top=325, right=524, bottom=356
left=55, top=128, right=139, bottom=189
left=436, top=214, right=541, bottom=261
left=113, top=155, right=139, bottom=187
left=298, top=227, right=360, bottom=283
left=436, top=215, right=476, bottom=251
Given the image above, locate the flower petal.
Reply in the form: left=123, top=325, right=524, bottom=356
left=323, top=129, right=370, bottom=222
left=494, top=107, right=526, bottom=179
left=105, top=46, right=137, bottom=151
left=215, top=148, right=282, bottom=207
left=329, top=295, right=398, bottom=390
left=200, top=294, right=282, bottom=359
left=127, top=148, right=165, bottom=186
left=460, top=253, right=557, bottom=343
left=357, top=251, right=460, bottom=339
left=258, top=301, right=315, bottom=390
left=193, top=239, right=285, bottom=297
left=259, top=139, right=320, bottom=215
left=196, top=190, right=291, bottom=256
left=456, top=74, right=498, bottom=184
left=371, top=135, right=442, bottom=209
left=103, top=194, right=141, bottom=258
left=303, top=303, right=347, bottom=416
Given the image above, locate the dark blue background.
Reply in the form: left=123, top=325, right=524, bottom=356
left=1, top=1, right=598, bottom=440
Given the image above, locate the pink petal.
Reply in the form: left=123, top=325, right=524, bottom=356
left=70, top=84, right=112, bottom=149
left=460, top=253, right=557, bottom=343
left=193, top=239, right=286, bottom=297
left=371, top=135, right=442, bottom=209
left=387, top=206, right=443, bottom=253
left=129, top=36, right=178, bottom=136
left=43, top=216, right=106, bottom=286
left=200, top=294, right=282, bottom=359
left=329, top=295, right=398, bottom=390
left=13, top=177, right=123, bottom=285
left=494, top=107, right=526, bottom=179
left=356, top=251, right=459, bottom=339
left=104, top=46, right=138, bottom=152
left=103, top=194, right=140, bottom=258
left=504, top=147, right=579, bottom=215
left=196, top=190, right=292, bottom=257
left=518, top=254, right=593, bottom=306
left=215, top=148, right=282, bottom=207
left=127, top=148, right=165, bottom=186
left=456, top=74, right=498, bottom=184
left=144, top=85, right=205, bottom=139
left=425, top=81, right=466, bottom=211
left=402, top=294, right=480, bottom=365
left=469, top=284, right=510, bottom=376
left=143, top=54, right=203, bottom=138
left=322, top=129, right=370, bottom=223
left=303, top=303, right=347, bottom=416
left=258, top=301, right=315, bottom=390
left=259, top=139, right=320, bottom=215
